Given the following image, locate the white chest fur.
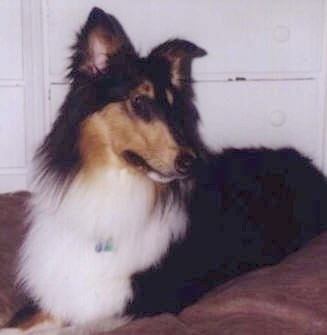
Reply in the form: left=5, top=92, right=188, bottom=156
left=18, top=169, right=187, bottom=328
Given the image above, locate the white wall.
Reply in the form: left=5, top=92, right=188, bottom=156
left=0, top=0, right=326, bottom=192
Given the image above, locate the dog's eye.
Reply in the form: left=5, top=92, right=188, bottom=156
left=131, top=95, right=152, bottom=121
left=132, top=95, right=143, bottom=108
left=122, top=150, right=149, bottom=169
left=131, top=95, right=146, bottom=110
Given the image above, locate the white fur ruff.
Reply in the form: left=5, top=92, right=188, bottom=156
left=17, top=168, right=187, bottom=331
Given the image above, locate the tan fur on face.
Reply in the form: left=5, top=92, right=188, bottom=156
left=79, top=99, right=181, bottom=179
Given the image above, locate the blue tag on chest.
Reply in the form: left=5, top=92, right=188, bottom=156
left=95, top=239, right=113, bottom=253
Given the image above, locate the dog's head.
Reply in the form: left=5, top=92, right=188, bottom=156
left=39, top=7, right=207, bottom=185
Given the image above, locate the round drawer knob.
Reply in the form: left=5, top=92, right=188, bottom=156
left=269, top=110, right=286, bottom=127
left=274, top=25, right=290, bottom=43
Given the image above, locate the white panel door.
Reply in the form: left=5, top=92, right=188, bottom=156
left=0, top=0, right=23, bottom=79
left=0, top=87, right=25, bottom=167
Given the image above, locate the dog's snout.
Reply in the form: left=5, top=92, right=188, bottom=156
left=175, top=152, right=196, bottom=175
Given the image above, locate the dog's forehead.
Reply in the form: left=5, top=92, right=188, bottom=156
left=98, top=55, right=172, bottom=105
left=136, top=56, right=171, bottom=88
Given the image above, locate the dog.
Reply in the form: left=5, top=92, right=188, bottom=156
left=2, top=6, right=327, bottom=334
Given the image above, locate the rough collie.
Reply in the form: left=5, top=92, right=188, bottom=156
left=2, top=7, right=327, bottom=335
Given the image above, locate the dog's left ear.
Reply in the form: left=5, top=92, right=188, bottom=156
left=149, top=39, right=207, bottom=89
left=70, top=7, right=136, bottom=77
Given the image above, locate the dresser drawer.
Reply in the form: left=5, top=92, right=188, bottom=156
left=0, top=87, right=26, bottom=167
left=47, top=0, right=323, bottom=80
left=195, top=80, right=321, bottom=162
left=0, top=174, right=27, bottom=193
left=0, top=0, right=23, bottom=79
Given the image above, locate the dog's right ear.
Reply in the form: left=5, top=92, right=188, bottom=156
left=70, top=7, right=136, bottom=77
left=149, top=39, right=206, bottom=90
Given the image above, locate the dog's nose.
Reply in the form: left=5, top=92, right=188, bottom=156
left=175, top=152, right=196, bottom=175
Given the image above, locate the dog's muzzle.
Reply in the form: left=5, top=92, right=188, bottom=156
left=122, top=149, right=196, bottom=183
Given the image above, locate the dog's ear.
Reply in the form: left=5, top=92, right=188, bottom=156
left=71, top=7, right=136, bottom=76
left=149, top=39, right=207, bottom=89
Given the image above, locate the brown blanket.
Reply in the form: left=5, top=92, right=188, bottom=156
left=1, top=192, right=327, bottom=334
left=0, top=192, right=29, bottom=326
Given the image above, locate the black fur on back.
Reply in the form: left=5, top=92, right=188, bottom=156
left=127, top=146, right=327, bottom=316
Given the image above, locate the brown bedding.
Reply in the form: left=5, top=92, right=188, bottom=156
left=0, top=192, right=30, bottom=326
left=1, top=192, right=327, bottom=334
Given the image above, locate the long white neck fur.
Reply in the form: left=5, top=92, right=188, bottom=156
left=18, top=167, right=188, bottom=330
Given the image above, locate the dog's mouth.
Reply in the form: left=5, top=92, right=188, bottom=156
left=122, top=150, right=191, bottom=184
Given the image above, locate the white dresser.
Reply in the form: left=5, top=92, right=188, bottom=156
left=0, top=0, right=326, bottom=192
